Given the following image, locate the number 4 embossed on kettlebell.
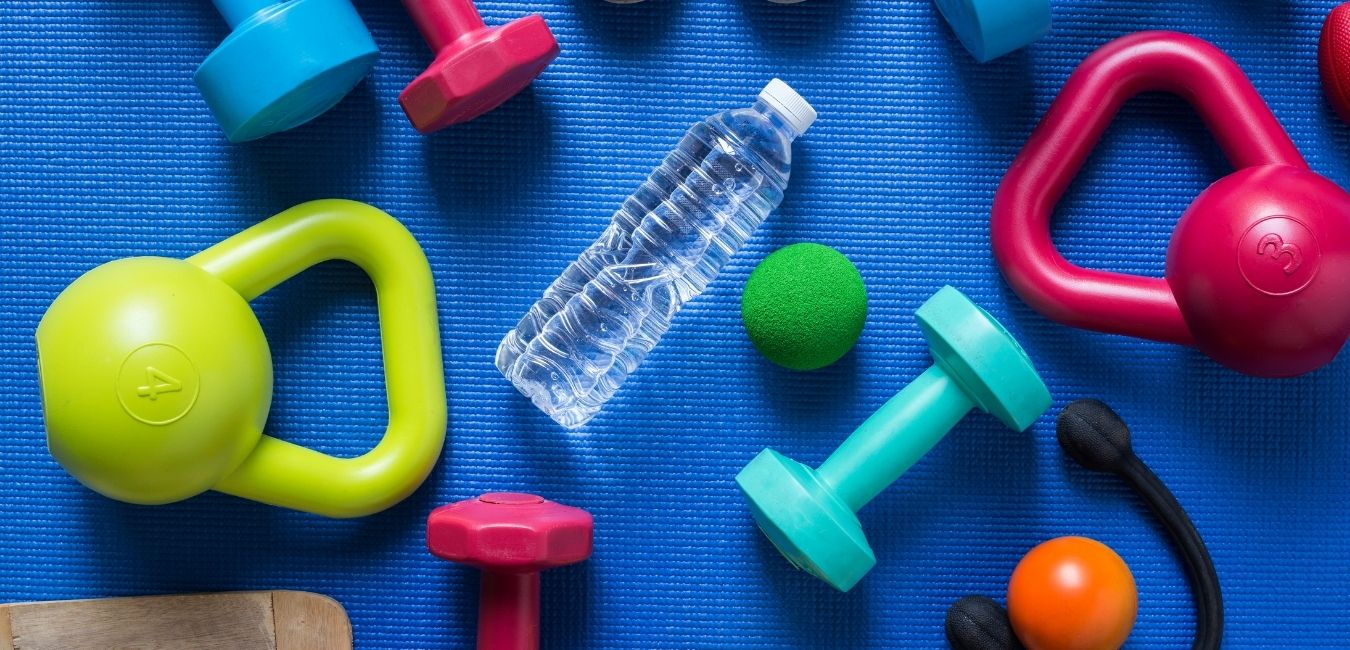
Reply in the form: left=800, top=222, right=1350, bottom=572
left=1256, top=233, right=1303, bottom=275
left=136, top=366, right=182, bottom=401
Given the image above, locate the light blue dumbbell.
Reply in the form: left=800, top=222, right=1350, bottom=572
left=196, top=0, right=380, bottom=142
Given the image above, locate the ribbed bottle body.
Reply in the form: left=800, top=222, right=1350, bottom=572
left=497, top=101, right=800, bottom=428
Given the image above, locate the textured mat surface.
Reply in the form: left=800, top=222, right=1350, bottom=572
left=2, top=0, right=1349, bottom=648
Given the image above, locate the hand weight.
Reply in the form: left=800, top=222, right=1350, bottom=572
left=933, top=0, right=1051, bottom=63
left=992, top=31, right=1350, bottom=378
left=737, top=287, right=1051, bottom=592
left=399, top=0, right=559, bottom=133
left=36, top=200, right=446, bottom=518
left=196, top=0, right=379, bottom=142
left=428, top=493, right=593, bottom=650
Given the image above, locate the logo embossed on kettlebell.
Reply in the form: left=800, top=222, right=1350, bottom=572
left=135, top=366, right=183, bottom=401
left=116, top=344, right=200, bottom=426
left=1255, top=233, right=1303, bottom=275
left=1239, top=216, right=1321, bottom=297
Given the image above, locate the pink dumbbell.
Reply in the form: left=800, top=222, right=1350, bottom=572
left=399, top=0, right=560, bottom=133
left=428, top=493, right=593, bottom=650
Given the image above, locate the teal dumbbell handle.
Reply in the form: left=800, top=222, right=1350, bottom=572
left=213, top=0, right=272, bottom=27
left=817, top=365, right=974, bottom=512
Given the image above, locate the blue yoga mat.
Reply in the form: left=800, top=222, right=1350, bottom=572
left=1, top=0, right=1347, bottom=647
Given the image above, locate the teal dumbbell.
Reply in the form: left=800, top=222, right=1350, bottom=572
left=736, top=286, right=1051, bottom=592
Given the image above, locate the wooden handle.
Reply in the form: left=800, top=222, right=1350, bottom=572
left=0, top=590, right=350, bottom=650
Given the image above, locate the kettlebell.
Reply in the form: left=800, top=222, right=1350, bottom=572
left=36, top=200, right=447, bottom=518
left=993, top=31, right=1350, bottom=378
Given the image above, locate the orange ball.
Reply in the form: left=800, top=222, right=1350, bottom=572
left=1006, top=536, right=1137, bottom=650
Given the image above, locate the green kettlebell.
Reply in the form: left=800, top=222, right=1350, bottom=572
left=36, top=200, right=446, bottom=518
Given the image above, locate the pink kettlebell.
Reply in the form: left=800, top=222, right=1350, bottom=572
left=993, top=31, right=1350, bottom=378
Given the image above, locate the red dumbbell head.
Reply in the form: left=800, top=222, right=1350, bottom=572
left=427, top=493, right=593, bottom=572
left=1321, top=2, right=1350, bottom=124
left=399, top=16, right=559, bottom=133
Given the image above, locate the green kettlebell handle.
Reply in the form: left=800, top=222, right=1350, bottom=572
left=194, top=200, right=447, bottom=518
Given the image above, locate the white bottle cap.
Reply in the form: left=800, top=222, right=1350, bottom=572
left=758, top=79, right=816, bottom=135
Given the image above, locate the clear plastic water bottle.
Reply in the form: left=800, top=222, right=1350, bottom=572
left=497, top=79, right=816, bottom=428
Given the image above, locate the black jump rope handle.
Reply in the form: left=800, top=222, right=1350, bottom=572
left=946, top=399, right=1223, bottom=650
left=945, top=595, right=1024, bottom=650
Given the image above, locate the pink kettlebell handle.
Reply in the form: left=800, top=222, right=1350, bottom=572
left=992, top=31, right=1307, bottom=345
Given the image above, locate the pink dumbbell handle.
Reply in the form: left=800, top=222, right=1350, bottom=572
left=402, top=0, right=487, bottom=52
left=478, top=571, right=541, bottom=650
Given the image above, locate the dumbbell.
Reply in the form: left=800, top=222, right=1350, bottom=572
left=195, top=0, right=379, bottom=143
left=736, top=286, right=1051, bottom=592
left=602, top=1, right=805, bottom=4
left=399, top=0, right=560, bottom=133
left=933, top=0, right=1051, bottom=63
left=428, top=493, right=593, bottom=650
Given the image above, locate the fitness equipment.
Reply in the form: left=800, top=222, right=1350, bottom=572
left=196, top=0, right=379, bottom=143
left=428, top=493, right=593, bottom=650
left=1321, top=3, right=1350, bottom=124
left=736, top=286, right=1051, bottom=592
left=399, top=0, right=560, bottom=133
left=741, top=243, right=868, bottom=371
left=946, top=400, right=1223, bottom=650
left=1007, top=537, right=1137, bottom=650
left=36, top=200, right=446, bottom=518
left=603, top=0, right=806, bottom=4
left=0, top=591, right=351, bottom=649
left=1057, top=399, right=1223, bottom=649
left=947, top=537, right=1137, bottom=650
left=933, top=0, right=1051, bottom=63
left=946, top=596, right=1023, bottom=650
left=992, top=31, right=1350, bottom=378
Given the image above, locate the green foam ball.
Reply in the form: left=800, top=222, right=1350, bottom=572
left=741, top=243, right=867, bottom=371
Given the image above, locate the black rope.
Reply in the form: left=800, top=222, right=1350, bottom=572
left=1057, top=399, right=1223, bottom=650
left=945, top=400, right=1224, bottom=650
